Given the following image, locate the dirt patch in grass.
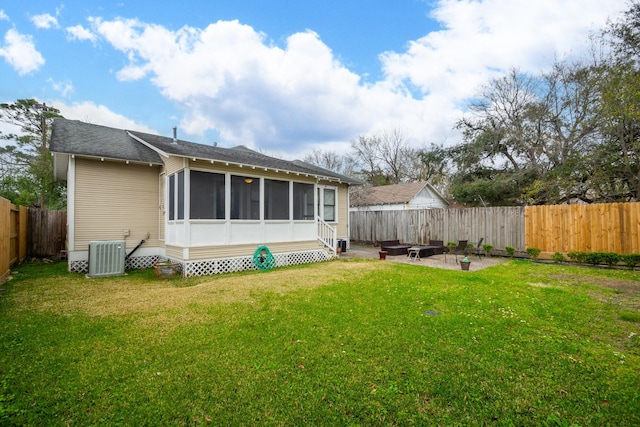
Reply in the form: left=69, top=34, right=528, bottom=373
left=549, top=274, right=640, bottom=310
left=12, top=260, right=388, bottom=318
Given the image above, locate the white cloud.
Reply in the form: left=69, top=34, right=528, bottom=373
left=66, top=25, right=97, bottom=42
left=53, top=100, right=158, bottom=134
left=0, top=10, right=9, bottom=21
left=0, top=29, right=45, bottom=75
left=89, top=18, right=375, bottom=151
left=380, top=0, right=628, bottom=103
left=83, top=0, right=628, bottom=155
left=47, top=78, right=74, bottom=97
left=31, top=13, right=59, bottom=29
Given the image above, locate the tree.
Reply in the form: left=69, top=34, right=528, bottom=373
left=410, top=143, right=451, bottom=194
left=606, top=1, right=640, bottom=65
left=349, top=129, right=415, bottom=185
left=0, top=99, right=65, bottom=208
left=587, top=2, right=640, bottom=202
left=451, top=62, right=603, bottom=205
left=302, top=148, right=355, bottom=177
left=350, top=133, right=387, bottom=185
left=377, top=129, right=411, bottom=184
left=451, top=69, right=546, bottom=205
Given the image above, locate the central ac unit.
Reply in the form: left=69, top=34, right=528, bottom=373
left=88, top=240, right=126, bottom=277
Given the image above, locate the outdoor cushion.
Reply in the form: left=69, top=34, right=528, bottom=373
left=379, top=239, right=415, bottom=256
left=427, top=240, right=445, bottom=255
left=381, top=243, right=411, bottom=255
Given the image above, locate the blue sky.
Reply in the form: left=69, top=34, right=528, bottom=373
left=0, top=0, right=629, bottom=158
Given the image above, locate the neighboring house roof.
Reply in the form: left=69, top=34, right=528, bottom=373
left=351, top=181, right=448, bottom=207
left=50, top=119, right=359, bottom=184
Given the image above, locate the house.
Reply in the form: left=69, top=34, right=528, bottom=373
left=50, top=119, right=358, bottom=276
left=349, top=181, right=448, bottom=211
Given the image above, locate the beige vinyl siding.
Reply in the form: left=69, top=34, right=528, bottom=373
left=164, top=245, right=184, bottom=259
left=164, top=156, right=185, bottom=175
left=74, top=158, right=162, bottom=250
left=166, top=240, right=321, bottom=260
left=336, top=184, right=349, bottom=237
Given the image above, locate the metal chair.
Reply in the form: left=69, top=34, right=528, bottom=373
left=453, top=240, right=468, bottom=264
left=469, top=237, right=484, bottom=260
left=445, top=240, right=468, bottom=263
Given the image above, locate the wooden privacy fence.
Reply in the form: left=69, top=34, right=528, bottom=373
left=28, top=207, right=67, bottom=258
left=1, top=198, right=67, bottom=282
left=525, top=202, right=640, bottom=254
left=350, top=206, right=525, bottom=250
left=350, top=202, right=640, bottom=254
left=1, top=197, right=28, bottom=282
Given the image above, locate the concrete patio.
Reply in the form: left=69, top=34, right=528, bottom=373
left=339, top=244, right=507, bottom=271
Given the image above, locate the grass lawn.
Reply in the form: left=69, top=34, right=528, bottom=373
left=0, top=258, right=638, bottom=426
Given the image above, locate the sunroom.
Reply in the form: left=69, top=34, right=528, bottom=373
left=163, top=163, right=347, bottom=276
left=166, top=166, right=340, bottom=244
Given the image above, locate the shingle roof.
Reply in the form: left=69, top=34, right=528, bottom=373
left=50, top=119, right=359, bottom=184
left=290, top=160, right=360, bottom=186
left=352, top=181, right=432, bottom=206
left=50, top=119, right=162, bottom=164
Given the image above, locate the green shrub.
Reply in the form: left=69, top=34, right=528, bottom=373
left=482, top=244, right=494, bottom=257
left=583, top=252, right=620, bottom=267
left=567, top=251, right=587, bottom=263
left=552, top=252, right=565, bottom=263
left=600, top=252, right=621, bottom=267
left=505, top=246, right=516, bottom=257
left=465, top=243, right=474, bottom=255
left=621, top=254, right=640, bottom=270
left=525, top=247, right=541, bottom=260
left=584, top=252, right=621, bottom=266
left=569, top=251, right=625, bottom=268
left=585, top=252, right=601, bottom=265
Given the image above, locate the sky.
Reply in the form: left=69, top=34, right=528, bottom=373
left=0, top=0, right=630, bottom=159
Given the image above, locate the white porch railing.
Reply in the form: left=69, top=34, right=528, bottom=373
left=317, top=217, right=337, bottom=255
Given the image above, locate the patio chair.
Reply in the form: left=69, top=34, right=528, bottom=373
left=469, top=237, right=484, bottom=260
left=444, top=240, right=468, bottom=263
left=452, top=240, right=468, bottom=264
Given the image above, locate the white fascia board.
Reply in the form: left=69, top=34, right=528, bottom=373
left=127, top=131, right=170, bottom=159
left=67, top=156, right=75, bottom=252
left=64, top=152, right=162, bottom=167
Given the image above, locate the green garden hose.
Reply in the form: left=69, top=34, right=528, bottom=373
left=252, top=245, right=276, bottom=271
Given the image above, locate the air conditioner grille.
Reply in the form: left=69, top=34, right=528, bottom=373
left=88, top=240, right=126, bottom=277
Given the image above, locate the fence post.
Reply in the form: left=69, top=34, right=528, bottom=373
left=0, top=197, right=11, bottom=281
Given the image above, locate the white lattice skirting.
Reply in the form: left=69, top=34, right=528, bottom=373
left=69, top=250, right=334, bottom=277
left=69, top=255, right=159, bottom=274
left=183, top=249, right=334, bottom=277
